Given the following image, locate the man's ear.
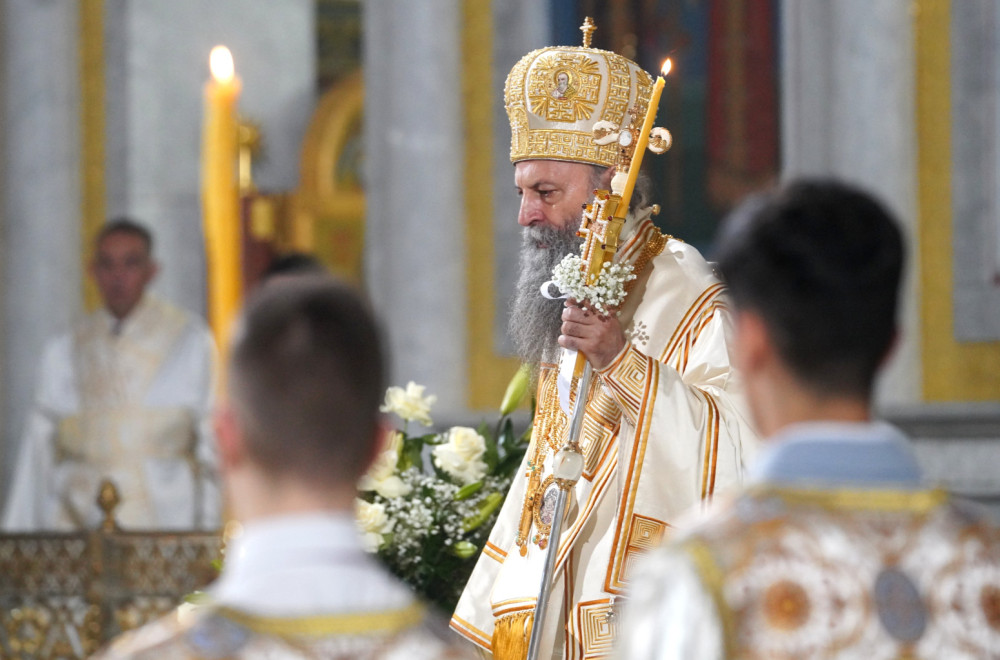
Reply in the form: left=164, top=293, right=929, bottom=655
left=213, top=403, right=245, bottom=471
left=733, top=310, right=773, bottom=375
left=879, top=327, right=900, bottom=369
left=143, top=260, right=161, bottom=286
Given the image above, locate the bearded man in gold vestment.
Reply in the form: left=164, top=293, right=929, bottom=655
left=450, top=23, right=759, bottom=660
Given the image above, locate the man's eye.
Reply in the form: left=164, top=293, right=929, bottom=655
left=539, top=189, right=554, bottom=198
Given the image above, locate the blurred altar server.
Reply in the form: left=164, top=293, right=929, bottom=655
left=95, top=276, right=474, bottom=658
left=616, top=180, right=1000, bottom=659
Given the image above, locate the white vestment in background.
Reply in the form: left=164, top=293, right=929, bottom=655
left=1, top=295, right=220, bottom=531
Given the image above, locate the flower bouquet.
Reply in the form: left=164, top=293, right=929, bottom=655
left=356, top=370, right=531, bottom=613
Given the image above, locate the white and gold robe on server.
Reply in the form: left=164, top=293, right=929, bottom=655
left=2, top=296, right=219, bottom=530
left=616, top=423, right=1000, bottom=660
left=451, top=212, right=758, bottom=659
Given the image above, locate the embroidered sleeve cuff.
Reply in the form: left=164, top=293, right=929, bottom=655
left=596, top=343, right=656, bottom=427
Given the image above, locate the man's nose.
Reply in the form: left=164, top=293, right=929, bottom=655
left=518, top=196, right=541, bottom=227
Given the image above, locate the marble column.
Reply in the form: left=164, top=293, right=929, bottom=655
left=363, top=1, right=551, bottom=419
left=950, top=0, right=1000, bottom=341
left=1, top=0, right=82, bottom=500
left=363, top=0, right=468, bottom=418
left=781, top=0, right=919, bottom=406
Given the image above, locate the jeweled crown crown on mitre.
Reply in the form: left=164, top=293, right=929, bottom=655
left=505, top=17, right=656, bottom=168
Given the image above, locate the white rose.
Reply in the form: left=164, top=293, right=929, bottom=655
left=380, top=381, right=436, bottom=426
left=432, top=426, right=488, bottom=485
left=358, top=432, right=412, bottom=498
left=355, top=498, right=393, bottom=552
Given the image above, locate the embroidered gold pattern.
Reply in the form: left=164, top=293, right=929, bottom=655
left=685, top=488, right=1000, bottom=658
left=576, top=599, right=617, bottom=658
left=505, top=46, right=653, bottom=167
left=528, top=53, right=601, bottom=122
left=761, top=581, right=810, bottom=630
left=620, top=514, right=667, bottom=583
left=624, top=229, right=668, bottom=298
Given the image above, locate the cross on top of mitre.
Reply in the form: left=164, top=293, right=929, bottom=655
left=580, top=17, right=597, bottom=48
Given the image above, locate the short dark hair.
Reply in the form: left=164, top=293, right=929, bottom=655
left=261, top=252, right=327, bottom=281
left=714, top=179, right=904, bottom=399
left=228, top=276, right=387, bottom=484
left=97, top=217, right=154, bottom=255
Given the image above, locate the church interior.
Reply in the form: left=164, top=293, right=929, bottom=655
left=0, top=0, right=998, bottom=656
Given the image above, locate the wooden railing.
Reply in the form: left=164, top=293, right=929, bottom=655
left=0, top=480, right=222, bottom=658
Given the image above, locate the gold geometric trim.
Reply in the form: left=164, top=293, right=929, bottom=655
left=450, top=614, right=492, bottom=650
left=620, top=514, right=667, bottom=583
left=216, top=602, right=425, bottom=637
left=682, top=540, right=736, bottom=659
left=751, top=485, right=949, bottom=512
left=576, top=599, right=617, bottom=658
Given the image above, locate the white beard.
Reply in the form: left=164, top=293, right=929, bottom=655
left=508, top=224, right=583, bottom=366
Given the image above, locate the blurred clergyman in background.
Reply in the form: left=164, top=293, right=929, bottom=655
left=616, top=180, right=1000, bottom=659
left=2, top=218, right=219, bottom=531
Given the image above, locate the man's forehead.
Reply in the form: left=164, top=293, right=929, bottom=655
left=514, top=159, right=591, bottom=186
left=96, top=231, right=150, bottom=256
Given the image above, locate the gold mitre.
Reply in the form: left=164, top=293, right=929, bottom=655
left=505, top=17, right=654, bottom=167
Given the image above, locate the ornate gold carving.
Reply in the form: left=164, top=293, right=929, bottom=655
left=0, top=486, right=222, bottom=659
left=98, top=479, right=120, bottom=532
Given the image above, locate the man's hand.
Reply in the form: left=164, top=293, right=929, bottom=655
left=558, top=299, right=626, bottom=370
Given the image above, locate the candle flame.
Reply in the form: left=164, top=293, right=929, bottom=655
left=210, top=46, right=235, bottom=84
left=661, top=59, right=673, bottom=76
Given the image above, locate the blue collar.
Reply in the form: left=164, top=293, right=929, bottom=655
left=749, top=421, right=925, bottom=489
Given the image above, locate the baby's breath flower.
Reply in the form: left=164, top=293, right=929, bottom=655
left=551, top=255, right=636, bottom=315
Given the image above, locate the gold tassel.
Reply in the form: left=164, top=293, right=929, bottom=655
left=491, top=610, right=534, bottom=660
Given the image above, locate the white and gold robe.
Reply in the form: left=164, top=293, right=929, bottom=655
left=93, top=513, right=476, bottom=659
left=1, top=296, right=220, bottom=531
left=616, top=422, right=1000, bottom=660
left=451, top=212, right=759, bottom=659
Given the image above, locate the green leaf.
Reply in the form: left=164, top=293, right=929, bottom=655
left=462, top=492, right=504, bottom=532
left=499, top=364, right=531, bottom=415
left=451, top=541, right=478, bottom=559
left=399, top=432, right=432, bottom=471
left=479, top=421, right=500, bottom=471
left=455, top=481, right=484, bottom=500
left=183, top=590, right=213, bottom=605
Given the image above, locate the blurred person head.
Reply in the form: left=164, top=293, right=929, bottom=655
left=714, top=179, right=904, bottom=436
left=261, top=251, right=327, bottom=283
left=90, top=218, right=158, bottom=319
left=214, top=276, right=387, bottom=519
